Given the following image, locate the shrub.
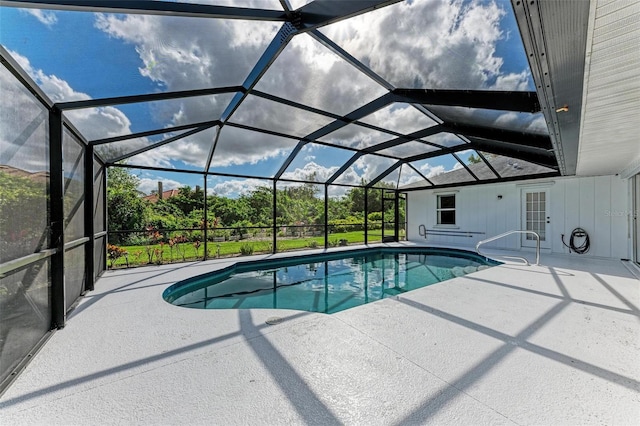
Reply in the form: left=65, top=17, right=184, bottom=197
left=307, top=240, right=318, bottom=249
left=107, top=244, right=128, bottom=268
left=240, top=242, right=254, bottom=256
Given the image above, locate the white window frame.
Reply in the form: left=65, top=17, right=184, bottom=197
left=436, top=194, right=456, bottom=225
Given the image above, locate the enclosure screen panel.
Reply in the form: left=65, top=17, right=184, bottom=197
left=0, top=63, right=50, bottom=263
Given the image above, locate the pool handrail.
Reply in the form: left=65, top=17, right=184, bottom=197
left=475, top=230, right=540, bottom=266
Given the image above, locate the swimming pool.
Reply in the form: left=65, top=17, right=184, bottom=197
left=163, top=248, right=500, bottom=314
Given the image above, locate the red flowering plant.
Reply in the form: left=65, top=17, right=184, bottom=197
left=144, top=226, right=163, bottom=264
left=107, top=244, right=128, bottom=268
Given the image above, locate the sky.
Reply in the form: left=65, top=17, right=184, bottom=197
left=0, top=0, right=545, bottom=198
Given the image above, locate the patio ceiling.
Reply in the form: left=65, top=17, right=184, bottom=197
left=0, top=0, right=562, bottom=193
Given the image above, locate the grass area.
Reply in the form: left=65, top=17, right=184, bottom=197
left=107, top=230, right=405, bottom=268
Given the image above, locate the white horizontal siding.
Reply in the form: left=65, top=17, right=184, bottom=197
left=406, top=175, right=630, bottom=259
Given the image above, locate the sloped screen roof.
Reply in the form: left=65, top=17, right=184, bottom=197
left=0, top=0, right=559, bottom=193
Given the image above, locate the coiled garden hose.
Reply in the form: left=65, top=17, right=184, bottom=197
left=561, top=227, right=590, bottom=254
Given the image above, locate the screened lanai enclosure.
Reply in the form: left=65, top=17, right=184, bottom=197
left=0, top=0, right=568, bottom=391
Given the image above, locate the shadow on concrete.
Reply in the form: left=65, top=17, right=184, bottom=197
left=0, top=311, right=311, bottom=408
left=392, top=266, right=639, bottom=424
left=590, top=272, right=640, bottom=320
left=68, top=261, right=203, bottom=320
left=238, top=310, right=341, bottom=425
left=465, top=271, right=639, bottom=318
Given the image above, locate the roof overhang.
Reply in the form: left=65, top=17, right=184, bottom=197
left=514, top=0, right=640, bottom=177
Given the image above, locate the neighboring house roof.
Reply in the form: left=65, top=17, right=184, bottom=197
left=0, top=165, right=49, bottom=183
left=142, top=189, right=180, bottom=203
left=400, top=155, right=555, bottom=190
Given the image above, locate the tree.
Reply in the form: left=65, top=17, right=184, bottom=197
left=0, top=169, right=48, bottom=261
left=246, top=186, right=273, bottom=226
left=467, top=153, right=482, bottom=164
left=166, top=185, right=204, bottom=216
left=107, top=168, right=146, bottom=244
left=347, top=180, right=394, bottom=214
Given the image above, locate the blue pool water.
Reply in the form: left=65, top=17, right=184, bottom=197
left=163, top=248, right=500, bottom=314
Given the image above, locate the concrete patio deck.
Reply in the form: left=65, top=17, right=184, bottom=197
left=1, top=244, right=639, bottom=425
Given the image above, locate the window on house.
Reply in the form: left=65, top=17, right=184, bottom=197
left=437, top=194, right=456, bottom=225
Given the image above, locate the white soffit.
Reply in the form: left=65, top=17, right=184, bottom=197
left=576, top=0, right=640, bottom=177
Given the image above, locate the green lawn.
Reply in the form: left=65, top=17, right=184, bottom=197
left=107, top=230, right=404, bottom=268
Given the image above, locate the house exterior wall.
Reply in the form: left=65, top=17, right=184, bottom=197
left=407, top=175, right=630, bottom=259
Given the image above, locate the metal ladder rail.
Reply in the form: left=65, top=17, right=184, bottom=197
left=475, top=230, right=540, bottom=266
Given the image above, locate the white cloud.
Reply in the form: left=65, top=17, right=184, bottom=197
left=10, top=50, right=134, bottom=143
left=321, top=0, right=530, bottom=91
left=320, top=124, right=394, bottom=150
left=525, top=115, right=548, bottom=133
left=209, top=178, right=268, bottom=198
left=281, top=161, right=338, bottom=182
left=419, top=163, right=447, bottom=178
left=254, top=33, right=387, bottom=116
left=338, top=155, right=398, bottom=185
left=94, top=13, right=329, bottom=168
left=493, top=70, right=531, bottom=91
left=11, top=51, right=88, bottom=103
left=0, top=60, right=49, bottom=172
left=9, top=1, right=542, bottom=184
left=94, top=13, right=278, bottom=91
left=359, top=103, right=438, bottom=135
left=23, top=9, right=58, bottom=27
left=397, top=165, right=429, bottom=187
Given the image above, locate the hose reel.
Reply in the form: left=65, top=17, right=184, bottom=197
left=561, top=227, right=590, bottom=254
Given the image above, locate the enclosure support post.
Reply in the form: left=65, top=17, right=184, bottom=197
left=324, top=185, right=329, bottom=249
left=102, top=163, right=107, bottom=271
left=394, top=190, right=400, bottom=242
left=203, top=175, right=208, bottom=260
left=272, top=180, right=277, bottom=254
left=381, top=189, right=385, bottom=242
left=364, top=188, right=368, bottom=244
left=84, top=143, right=95, bottom=291
left=50, top=107, right=66, bottom=329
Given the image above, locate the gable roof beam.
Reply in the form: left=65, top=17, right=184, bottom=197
left=306, top=92, right=396, bottom=138
left=55, top=86, right=243, bottom=111
left=90, top=120, right=221, bottom=146
left=296, top=0, right=402, bottom=32
left=403, top=138, right=557, bottom=170
left=476, top=150, right=502, bottom=179
left=273, top=93, right=395, bottom=180
left=466, top=137, right=558, bottom=170
left=364, top=125, right=448, bottom=153
left=400, top=171, right=560, bottom=193
left=273, top=142, right=308, bottom=180
left=326, top=152, right=364, bottom=185
left=406, top=163, right=434, bottom=187
left=106, top=123, right=216, bottom=165
left=220, top=22, right=297, bottom=123
left=451, top=153, right=480, bottom=181
left=440, top=122, right=553, bottom=150
left=392, top=89, right=541, bottom=113
left=1, top=45, right=53, bottom=108
left=2, top=0, right=288, bottom=20
left=309, top=30, right=395, bottom=90
left=365, top=161, right=403, bottom=188
left=204, top=126, right=222, bottom=172
left=250, top=90, right=341, bottom=120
